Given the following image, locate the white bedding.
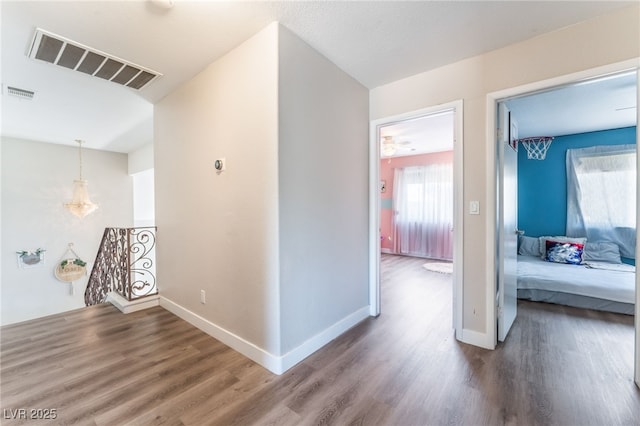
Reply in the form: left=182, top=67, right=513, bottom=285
left=517, top=255, right=636, bottom=304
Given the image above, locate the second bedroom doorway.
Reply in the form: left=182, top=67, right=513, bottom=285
left=380, top=115, right=454, bottom=261
left=369, top=101, right=463, bottom=334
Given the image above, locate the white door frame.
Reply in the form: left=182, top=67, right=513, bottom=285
left=369, top=100, right=464, bottom=335
left=486, top=59, right=639, bottom=385
left=635, top=68, right=640, bottom=388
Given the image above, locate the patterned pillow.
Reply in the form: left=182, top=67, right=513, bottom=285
left=538, top=236, right=587, bottom=257
left=544, top=240, right=584, bottom=265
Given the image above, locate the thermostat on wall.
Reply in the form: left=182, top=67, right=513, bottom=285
left=214, top=158, right=225, bottom=172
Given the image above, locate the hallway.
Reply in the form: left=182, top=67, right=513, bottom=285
left=1, top=254, right=637, bottom=425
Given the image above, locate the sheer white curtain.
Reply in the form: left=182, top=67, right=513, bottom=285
left=566, top=144, right=636, bottom=258
left=393, top=163, right=453, bottom=260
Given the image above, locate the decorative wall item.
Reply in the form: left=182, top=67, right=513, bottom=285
left=16, top=248, right=46, bottom=268
left=55, top=243, right=87, bottom=294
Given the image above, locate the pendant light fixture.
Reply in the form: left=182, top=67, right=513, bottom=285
left=64, top=139, right=98, bottom=218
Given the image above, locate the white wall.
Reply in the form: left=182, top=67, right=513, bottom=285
left=154, top=23, right=369, bottom=372
left=133, top=169, right=155, bottom=227
left=370, top=5, right=640, bottom=344
left=1, top=137, right=133, bottom=325
left=128, top=142, right=154, bottom=175
left=128, top=143, right=155, bottom=227
left=155, top=23, right=281, bottom=355
left=278, top=26, right=369, bottom=354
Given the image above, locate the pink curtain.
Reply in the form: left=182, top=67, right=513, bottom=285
left=393, top=163, right=453, bottom=260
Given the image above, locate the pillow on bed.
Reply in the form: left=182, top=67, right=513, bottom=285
left=538, top=236, right=587, bottom=257
left=518, top=235, right=540, bottom=257
left=582, top=241, right=622, bottom=264
left=544, top=240, right=585, bottom=265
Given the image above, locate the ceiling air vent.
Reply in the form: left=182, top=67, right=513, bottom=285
left=6, top=86, right=35, bottom=100
left=28, top=28, right=161, bottom=90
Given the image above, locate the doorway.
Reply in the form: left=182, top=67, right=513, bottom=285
left=369, top=100, right=463, bottom=335
left=491, top=65, right=639, bottom=385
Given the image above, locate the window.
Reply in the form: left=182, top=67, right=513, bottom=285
left=405, top=183, right=425, bottom=222
left=393, top=163, right=453, bottom=259
left=566, top=144, right=636, bottom=258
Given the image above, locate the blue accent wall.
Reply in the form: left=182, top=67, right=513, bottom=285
left=518, top=126, right=636, bottom=239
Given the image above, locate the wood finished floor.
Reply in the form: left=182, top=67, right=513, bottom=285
left=1, top=254, right=638, bottom=425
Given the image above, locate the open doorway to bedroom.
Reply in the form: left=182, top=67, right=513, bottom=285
left=379, top=111, right=454, bottom=262
left=494, top=68, right=638, bottom=384
left=369, top=101, right=463, bottom=335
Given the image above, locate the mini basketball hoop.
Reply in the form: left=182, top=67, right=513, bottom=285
left=518, top=136, right=554, bottom=160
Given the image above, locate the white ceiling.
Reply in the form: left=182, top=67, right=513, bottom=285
left=380, top=110, right=454, bottom=158
left=1, top=1, right=637, bottom=153
left=381, top=71, right=638, bottom=158
left=506, top=71, right=638, bottom=139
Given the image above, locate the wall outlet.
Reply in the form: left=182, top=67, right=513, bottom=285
left=200, top=290, right=206, bottom=304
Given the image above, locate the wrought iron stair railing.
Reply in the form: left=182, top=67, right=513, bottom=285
left=85, top=227, right=157, bottom=306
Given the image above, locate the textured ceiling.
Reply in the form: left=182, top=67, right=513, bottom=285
left=1, top=1, right=637, bottom=152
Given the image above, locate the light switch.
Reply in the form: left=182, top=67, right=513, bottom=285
left=469, top=201, right=480, bottom=215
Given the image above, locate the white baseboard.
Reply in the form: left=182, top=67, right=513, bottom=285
left=380, top=248, right=393, bottom=254
left=279, top=306, right=371, bottom=372
left=457, top=328, right=494, bottom=350
left=107, top=292, right=160, bottom=314
left=159, top=296, right=282, bottom=373
left=159, top=296, right=370, bottom=375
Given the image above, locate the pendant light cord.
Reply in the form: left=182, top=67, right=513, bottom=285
left=75, top=139, right=84, bottom=180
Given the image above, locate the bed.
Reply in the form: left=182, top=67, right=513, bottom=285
left=517, top=236, right=636, bottom=315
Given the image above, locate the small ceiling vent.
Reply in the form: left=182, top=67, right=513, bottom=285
left=28, top=28, right=162, bottom=90
left=6, top=85, right=35, bottom=100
